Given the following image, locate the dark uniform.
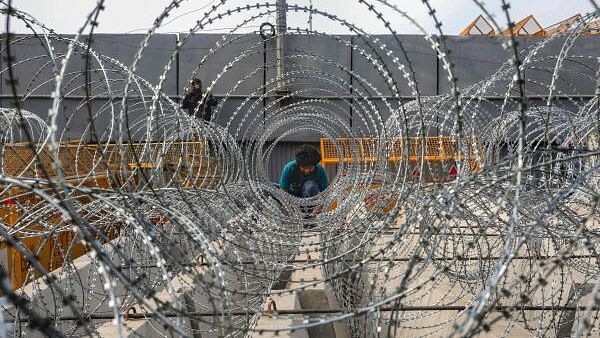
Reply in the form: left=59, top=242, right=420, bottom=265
left=182, top=91, right=218, bottom=121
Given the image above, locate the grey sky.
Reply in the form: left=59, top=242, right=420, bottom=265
left=2, top=0, right=598, bottom=35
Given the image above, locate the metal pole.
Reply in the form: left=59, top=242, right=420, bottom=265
left=308, top=0, right=313, bottom=31
left=276, top=0, right=286, bottom=91
left=349, top=35, right=354, bottom=129
left=175, top=33, right=180, bottom=101
left=263, top=38, right=267, bottom=110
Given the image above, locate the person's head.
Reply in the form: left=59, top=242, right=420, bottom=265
left=295, top=145, right=321, bottom=175
left=189, top=78, right=202, bottom=92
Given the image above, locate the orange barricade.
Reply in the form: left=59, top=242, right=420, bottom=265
left=320, top=136, right=484, bottom=166
left=0, top=141, right=207, bottom=289
left=321, top=136, right=484, bottom=213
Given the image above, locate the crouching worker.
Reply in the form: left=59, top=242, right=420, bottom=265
left=279, top=145, right=329, bottom=201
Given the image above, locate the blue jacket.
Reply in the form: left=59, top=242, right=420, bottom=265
left=279, top=160, right=329, bottom=196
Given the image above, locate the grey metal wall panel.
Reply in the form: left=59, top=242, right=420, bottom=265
left=178, top=33, right=264, bottom=95
left=279, top=130, right=323, bottom=143
left=212, top=97, right=263, bottom=140
left=16, top=97, right=79, bottom=141
left=285, top=34, right=351, bottom=95
left=89, top=34, right=178, bottom=96
left=16, top=97, right=175, bottom=143
left=3, top=33, right=598, bottom=144
left=179, top=34, right=265, bottom=140
left=352, top=35, right=437, bottom=97
left=520, top=36, right=565, bottom=97
left=442, top=35, right=600, bottom=97
left=267, top=141, right=295, bottom=182
left=439, top=36, right=506, bottom=94
left=1, top=35, right=69, bottom=96
left=273, top=97, right=352, bottom=142
left=1, top=34, right=177, bottom=97
left=522, top=35, right=599, bottom=96
left=352, top=99, right=396, bottom=135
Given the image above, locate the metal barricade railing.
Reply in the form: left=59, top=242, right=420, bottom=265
left=0, top=140, right=210, bottom=179
left=320, top=136, right=484, bottom=168
left=0, top=140, right=216, bottom=288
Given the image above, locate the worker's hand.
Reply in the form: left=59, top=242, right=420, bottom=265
left=312, top=205, right=322, bottom=215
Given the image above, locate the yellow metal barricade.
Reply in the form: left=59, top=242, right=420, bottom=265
left=0, top=140, right=216, bottom=288
left=321, top=136, right=484, bottom=213
left=320, top=136, right=484, bottom=170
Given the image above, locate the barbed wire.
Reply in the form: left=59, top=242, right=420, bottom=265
left=0, top=0, right=599, bottom=337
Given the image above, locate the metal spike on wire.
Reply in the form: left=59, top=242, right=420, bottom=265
left=0, top=0, right=599, bottom=337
